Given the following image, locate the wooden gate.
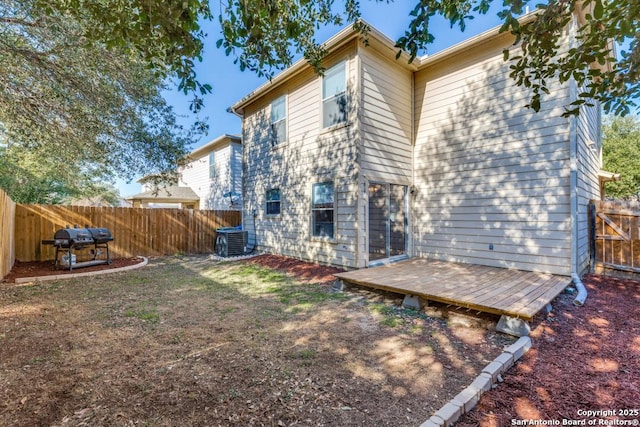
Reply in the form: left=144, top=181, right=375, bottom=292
left=590, top=200, right=640, bottom=275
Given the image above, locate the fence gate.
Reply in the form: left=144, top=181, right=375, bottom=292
left=590, top=200, right=640, bottom=275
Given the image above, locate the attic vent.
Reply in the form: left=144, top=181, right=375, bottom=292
left=215, top=229, right=248, bottom=257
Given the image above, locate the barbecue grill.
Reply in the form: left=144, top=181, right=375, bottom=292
left=42, top=226, right=113, bottom=270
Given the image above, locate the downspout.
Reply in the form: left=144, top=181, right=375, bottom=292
left=569, top=110, right=587, bottom=306
left=568, top=29, right=587, bottom=306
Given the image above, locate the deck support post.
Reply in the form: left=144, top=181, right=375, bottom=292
left=331, top=279, right=345, bottom=292
left=496, top=315, right=531, bottom=337
left=402, top=294, right=423, bottom=310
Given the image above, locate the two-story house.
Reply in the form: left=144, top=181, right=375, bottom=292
left=230, top=12, right=605, bottom=277
left=127, top=134, right=242, bottom=210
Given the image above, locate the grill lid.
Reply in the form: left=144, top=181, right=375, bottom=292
left=54, top=228, right=92, bottom=241
left=86, top=227, right=114, bottom=243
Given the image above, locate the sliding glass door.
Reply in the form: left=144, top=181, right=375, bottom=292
left=368, top=183, right=407, bottom=263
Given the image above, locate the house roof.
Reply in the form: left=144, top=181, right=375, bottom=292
left=126, top=186, right=200, bottom=203
left=188, top=134, right=241, bottom=160
left=228, top=12, right=543, bottom=115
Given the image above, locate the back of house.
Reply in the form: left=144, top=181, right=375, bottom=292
left=231, top=11, right=603, bottom=277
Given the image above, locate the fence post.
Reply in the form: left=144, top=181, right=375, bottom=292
left=588, top=201, right=596, bottom=273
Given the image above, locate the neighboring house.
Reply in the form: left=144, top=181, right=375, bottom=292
left=69, top=196, right=132, bottom=207
left=230, top=11, right=609, bottom=277
left=126, top=134, right=242, bottom=210
left=180, top=134, right=242, bottom=210
left=127, top=180, right=200, bottom=209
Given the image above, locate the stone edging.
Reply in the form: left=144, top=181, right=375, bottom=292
left=13, top=257, right=149, bottom=284
left=420, top=336, right=532, bottom=427
left=208, top=253, right=260, bottom=262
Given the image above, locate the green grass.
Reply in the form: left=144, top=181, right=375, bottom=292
left=124, top=308, right=160, bottom=324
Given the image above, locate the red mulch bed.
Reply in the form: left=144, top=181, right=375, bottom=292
left=247, top=254, right=345, bottom=284
left=2, top=257, right=145, bottom=283
left=458, top=274, right=640, bottom=426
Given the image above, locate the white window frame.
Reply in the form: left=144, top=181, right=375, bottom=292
left=266, top=188, right=281, bottom=216
left=322, top=62, right=347, bottom=129
left=270, top=95, right=287, bottom=146
left=311, top=181, right=335, bottom=239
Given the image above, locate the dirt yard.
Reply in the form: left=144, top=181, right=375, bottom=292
left=3, top=258, right=144, bottom=283
left=0, top=254, right=514, bottom=426
left=458, top=274, right=640, bottom=426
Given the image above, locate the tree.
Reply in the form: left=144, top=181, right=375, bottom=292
left=0, top=0, right=202, bottom=203
left=602, top=115, right=640, bottom=199
left=216, top=0, right=638, bottom=116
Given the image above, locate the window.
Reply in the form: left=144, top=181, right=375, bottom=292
left=266, top=188, right=281, bottom=215
left=322, top=62, right=347, bottom=128
left=270, top=96, right=287, bottom=145
left=311, top=182, right=334, bottom=238
left=209, top=152, right=216, bottom=179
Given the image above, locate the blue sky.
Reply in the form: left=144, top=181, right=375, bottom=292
left=116, top=3, right=509, bottom=196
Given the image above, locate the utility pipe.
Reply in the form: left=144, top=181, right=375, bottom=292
left=572, top=273, right=588, bottom=306
left=567, top=26, right=588, bottom=307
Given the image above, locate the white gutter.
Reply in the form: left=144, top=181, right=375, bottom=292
left=568, top=16, right=587, bottom=307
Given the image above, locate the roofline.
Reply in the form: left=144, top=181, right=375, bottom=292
left=228, top=8, right=607, bottom=114
left=125, top=196, right=200, bottom=203
left=416, top=11, right=539, bottom=69
left=188, top=133, right=241, bottom=160
left=227, top=14, right=543, bottom=115
left=229, top=19, right=419, bottom=115
left=228, top=24, right=359, bottom=115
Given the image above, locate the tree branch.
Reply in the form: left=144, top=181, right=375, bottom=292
left=0, top=16, right=42, bottom=27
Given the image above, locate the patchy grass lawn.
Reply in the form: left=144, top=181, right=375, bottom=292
left=0, top=255, right=514, bottom=426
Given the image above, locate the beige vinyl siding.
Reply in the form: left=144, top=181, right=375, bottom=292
left=230, top=142, right=243, bottom=208
left=359, top=46, right=413, bottom=184
left=574, top=100, right=602, bottom=274
left=412, top=37, right=573, bottom=275
left=180, top=142, right=241, bottom=210
left=242, top=44, right=360, bottom=268
left=357, top=45, right=413, bottom=266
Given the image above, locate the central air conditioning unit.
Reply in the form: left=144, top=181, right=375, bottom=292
left=215, top=229, right=248, bottom=257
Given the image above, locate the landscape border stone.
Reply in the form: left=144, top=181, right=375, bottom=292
left=13, top=256, right=149, bottom=284
left=420, top=336, right=532, bottom=427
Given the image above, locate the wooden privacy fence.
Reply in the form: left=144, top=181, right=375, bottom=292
left=590, top=199, right=640, bottom=275
left=14, top=205, right=241, bottom=262
left=0, top=189, right=16, bottom=279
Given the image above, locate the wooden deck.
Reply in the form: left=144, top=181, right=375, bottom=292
left=334, top=258, right=571, bottom=321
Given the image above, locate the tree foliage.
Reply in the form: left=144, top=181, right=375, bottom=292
left=0, top=1, right=202, bottom=203
left=217, top=0, right=639, bottom=116
left=602, top=115, right=640, bottom=199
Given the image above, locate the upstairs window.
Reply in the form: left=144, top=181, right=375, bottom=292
left=270, top=95, right=287, bottom=145
left=311, top=182, right=335, bottom=238
left=266, top=188, right=281, bottom=215
left=322, top=62, right=347, bottom=128
left=208, top=152, right=216, bottom=179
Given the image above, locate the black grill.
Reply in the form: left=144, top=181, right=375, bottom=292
left=42, top=226, right=113, bottom=270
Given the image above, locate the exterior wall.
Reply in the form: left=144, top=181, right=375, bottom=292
left=574, top=99, right=602, bottom=274
left=180, top=142, right=242, bottom=210
left=358, top=46, right=413, bottom=184
left=242, top=43, right=360, bottom=268
left=412, top=34, right=573, bottom=275
left=358, top=45, right=413, bottom=266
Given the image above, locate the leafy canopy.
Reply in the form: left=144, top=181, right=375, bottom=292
left=602, top=115, right=640, bottom=199
left=217, top=0, right=639, bottom=116
left=0, top=1, right=203, bottom=203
